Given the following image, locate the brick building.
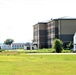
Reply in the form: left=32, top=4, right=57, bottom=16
left=33, top=17, right=76, bottom=49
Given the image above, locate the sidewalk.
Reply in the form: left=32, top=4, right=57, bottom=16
left=27, top=53, right=76, bottom=55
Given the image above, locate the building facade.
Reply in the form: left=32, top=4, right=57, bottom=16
left=0, top=43, right=36, bottom=50
left=0, top=43, right=26, bottom=50
left=33, top=18, right=76, bottom=48
left=0, top=44, right=11, bottom=50
left=33, top=22, right=47, bottom=48
left=12, top=43, right=26, bottom=49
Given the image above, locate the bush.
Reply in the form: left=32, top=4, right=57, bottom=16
left=62, top=50, right=72, bottom=53
left=52, top=39, right=63, bottom=53
left=67, top=41, right=73, bottom=50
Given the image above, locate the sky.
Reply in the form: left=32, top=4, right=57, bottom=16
left=0, top=0, right=76, bottom=43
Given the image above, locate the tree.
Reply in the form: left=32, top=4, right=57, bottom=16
left=52, top=38, right=63, bottom=53
left=4, top=39, right=14, bottom=45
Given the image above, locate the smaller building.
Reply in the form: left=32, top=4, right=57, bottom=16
left=24, top=43, right=36, bottom=50
left=12, top=43, right=26, bottom=49
left=0, top=43, right=26, bottom=50
left=0, top=44, right=11, bottom=50
left=0, top=43, right=37, bottom=50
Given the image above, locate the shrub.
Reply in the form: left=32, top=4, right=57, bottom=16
left=62, top=50, right=72, bottom=53
left=67, top=41, right=73, bottom=50
left=52, top=39, right=63, bottom=53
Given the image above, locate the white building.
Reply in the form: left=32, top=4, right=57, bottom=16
left=24, top=43, right=38, bottom=50
left=0, top=43, right=37, bottom=50
left=12, top=43, right=26, bottom=49
left=0, top=43, right=26, bottom=50
left=0, top=44, right=11, bottom=50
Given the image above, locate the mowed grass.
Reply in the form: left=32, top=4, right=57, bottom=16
left=0, top=53, right=76, bottom=75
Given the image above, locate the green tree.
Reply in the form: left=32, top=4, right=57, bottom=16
left=52, top=38, right=63, bottom=53
left=4, top=39, right=14, bottom=45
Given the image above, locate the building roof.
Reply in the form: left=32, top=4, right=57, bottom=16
left=53, top=16, right=76, bottom=20
left=33, top=22, right=47, bottom=26
left=33, top=16, right=76, bottom=26
left=38, top=22, right=47, bottom=24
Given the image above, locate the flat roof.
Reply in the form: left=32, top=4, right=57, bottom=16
left=33, top=22, right=47, bottom=26
left=38, top=22, right=47, bottom=24
left=33, top=17, right=76, bottom=26
left=53, top=17, right=76, bottom=20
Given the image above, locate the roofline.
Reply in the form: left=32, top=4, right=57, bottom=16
left=53, top=18, right=76, bottom=20
left=33, top=17, right=76, bottom=26
left=33, top=22, right=47, bottom=26
left=12, top=43, right=26, bottom=44
left=38, top=22, right=47, bottom=24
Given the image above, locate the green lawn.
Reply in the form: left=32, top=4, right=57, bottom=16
left=0, top=52, right=76, bottom=75
left=2, top=48, right=72, bottom=53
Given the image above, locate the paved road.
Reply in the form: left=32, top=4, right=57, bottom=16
left=27, top=53, right=76, bottom=55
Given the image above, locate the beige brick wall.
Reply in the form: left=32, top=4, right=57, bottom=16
left=60, top=20, right=76, bottom=34
left=39, top=23, right=47, bottom=30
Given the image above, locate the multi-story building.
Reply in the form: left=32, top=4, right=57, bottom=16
left=47, top=19, right=59, bottom=48
left=33, top=17, right=76, bottom=49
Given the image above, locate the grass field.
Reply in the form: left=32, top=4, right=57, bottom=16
left=0, top=52, right=76, bottom=75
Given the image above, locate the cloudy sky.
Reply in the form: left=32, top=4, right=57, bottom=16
left=0, top=0, right=76, bottom=43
